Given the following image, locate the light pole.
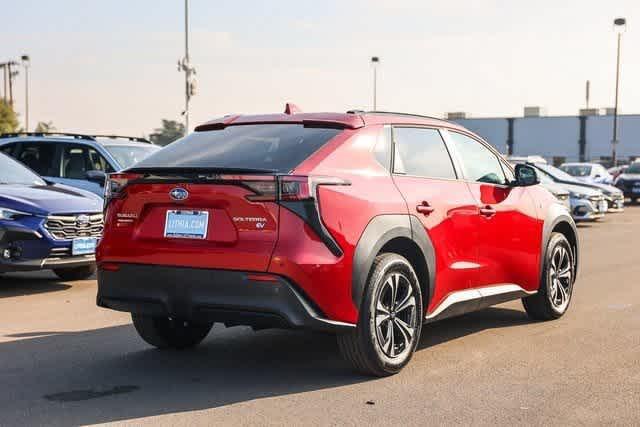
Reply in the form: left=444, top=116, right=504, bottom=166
left=178, top=0, right=196, bottom=135
left=371, top=56, right=379, bottom=111
left=611, top=17, right=626, bottom=167
left=21, top=55, right=30, bottom=131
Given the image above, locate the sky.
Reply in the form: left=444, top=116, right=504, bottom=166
left=2, top=0, right=639, bottom=136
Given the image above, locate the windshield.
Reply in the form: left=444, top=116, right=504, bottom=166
left=104, top=145, right=160, bottom=169
left=534, top=163, right=580, bottom=183
left=0, top=153, right=46, bottom=185
left=132, top=124, right=342, bottom=173
left=626, top=163, right=640, bottom=174
left=561, top=164, right=592, bottom=177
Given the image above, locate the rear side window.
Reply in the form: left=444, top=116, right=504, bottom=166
left=372, top=126, right=392, bottom=170
left=133, top=124, right=342, bottom=173
left=392, top=127, right=456, bottom=179
left=16, top=142, right=58, bottom=177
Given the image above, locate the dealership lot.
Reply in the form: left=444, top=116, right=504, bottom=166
left=0, top=209, right=639, bottom=426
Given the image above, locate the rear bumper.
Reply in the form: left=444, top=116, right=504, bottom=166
left=97, top=264, right=355, bottom=333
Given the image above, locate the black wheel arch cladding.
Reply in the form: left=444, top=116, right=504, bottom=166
left=351, top=214, right=435, bottom=311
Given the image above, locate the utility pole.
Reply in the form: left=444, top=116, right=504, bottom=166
left=611, top=17, right=626, bottom=167
left=371, top=56, right=379, bottom=110
left=178, top=0, right=196, bottom=135
left=21, top=55, right=30, bottom=131
left=1, top=64, right=6, bottom=102
left=7, top=61, right=18, bottom=107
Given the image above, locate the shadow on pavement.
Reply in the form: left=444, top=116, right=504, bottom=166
left=0, top=272, right=71, bottom=298
left=0, top=306, right=531, bottom=425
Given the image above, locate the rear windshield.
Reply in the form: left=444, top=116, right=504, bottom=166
left=132, top=124, right=342, bottom=173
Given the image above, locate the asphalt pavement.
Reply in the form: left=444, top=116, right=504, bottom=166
left=1, top=206, right=639, bottom=426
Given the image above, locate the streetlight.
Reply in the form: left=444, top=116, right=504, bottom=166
left=21, top=55, right=30, bottom=131
left=611, top=17, right=626, bottom=167
left=371, top=56, right=380, bottom=111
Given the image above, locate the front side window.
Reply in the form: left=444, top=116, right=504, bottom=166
left=133, top=124, right=342, bottom=173
left=393, top=127, right=456, bottom=179
left=61, top=144, right=113, bottom=179
left=448, top=132, right=507, bottom=185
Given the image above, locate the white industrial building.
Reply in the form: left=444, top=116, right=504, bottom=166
left=450, top=108, right=640, bottom=166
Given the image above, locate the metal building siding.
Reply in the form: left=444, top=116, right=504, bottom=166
left=585, top=115, right=640, bottom=158
left=454, top=118, right=509, bottom=153
left=513, top=117, right=579, bottom=160
left=455, top=114, right=640, bottom=161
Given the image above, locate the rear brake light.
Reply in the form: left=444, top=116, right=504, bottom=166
left=105, top=173, right=142, bottom=201
left=275, top=175, right=350, bottom=257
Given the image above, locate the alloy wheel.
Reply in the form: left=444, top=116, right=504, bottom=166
left=374, top=273, right=417, bottom=358
left=548, top=245, right=573, bottom=312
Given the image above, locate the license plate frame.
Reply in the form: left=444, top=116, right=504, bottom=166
left=164, top=210, right=209, bottom=240
left=72, top=237, right=97, bottom=256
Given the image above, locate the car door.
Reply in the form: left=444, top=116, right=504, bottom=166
left=444, top=130, right=541, bottom=292
left=390, top=126, right=480, bottom=313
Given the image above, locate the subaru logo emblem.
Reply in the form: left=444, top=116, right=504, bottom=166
left=170, top=188, right=189, bottom=201
left=76, top=214, right=91, bottom=227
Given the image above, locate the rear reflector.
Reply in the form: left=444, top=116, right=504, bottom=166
left=99, top=262, right=121, bottom=272
left=246, top=273, right=280, bottom=283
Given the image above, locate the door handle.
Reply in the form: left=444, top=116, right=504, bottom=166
left=416, top=201, right=435, bottom=216
left=479, top=206, right=496, bottom=218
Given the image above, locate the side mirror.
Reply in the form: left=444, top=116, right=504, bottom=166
left=514, top=164, right=539, bottom=187
left=86, top=170, right=106, bottom=185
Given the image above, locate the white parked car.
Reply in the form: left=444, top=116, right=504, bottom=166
left=560, top=162, right=614, bottom=185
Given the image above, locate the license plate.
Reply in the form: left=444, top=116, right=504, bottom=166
left=72, top=237, right=97, bottom=255
left=164, top=210, right=209, bottom=239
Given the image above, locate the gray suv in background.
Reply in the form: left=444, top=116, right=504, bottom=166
left=0, top=133, right=160, bottom=197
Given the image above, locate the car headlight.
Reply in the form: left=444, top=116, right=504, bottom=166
left=0, top=208, right=31, bottom=221
left=569, top=191, right=588, bottom=199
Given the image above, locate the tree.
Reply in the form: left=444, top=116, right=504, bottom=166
left=34, top=121, right=55, bottom=133
left=149, top=120, right=185, bottom=146
left=0, top=100, right=19, bottom=134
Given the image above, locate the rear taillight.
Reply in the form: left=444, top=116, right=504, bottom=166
left=274, top=175, right=350, bottom=257
left=104, top=173, right=142, bottom=203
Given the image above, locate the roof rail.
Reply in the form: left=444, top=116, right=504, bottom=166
left=0, top=132, right=95, bottom=140
left=354, top=110, right=450, bottom=122
left=0, top=132, right=152, bottom=144
left=91, top=135, right=152, bottom=144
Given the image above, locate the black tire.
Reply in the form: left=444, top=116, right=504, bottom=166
left=53, top=264, right=96, bottom=281
left=522, top=232, right=575, bottom=320
left=338, top=253, right=423, bottom=377
left=132, top=314, right=213, bottom=349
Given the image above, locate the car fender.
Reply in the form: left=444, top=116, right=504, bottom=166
left=351, top=214, right=436, bottom=310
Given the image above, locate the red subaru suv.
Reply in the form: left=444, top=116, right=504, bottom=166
left=97, top=107, right=578, bottom=376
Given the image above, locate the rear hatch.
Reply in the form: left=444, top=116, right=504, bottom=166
left=100, top=123, right=343, bottom=272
